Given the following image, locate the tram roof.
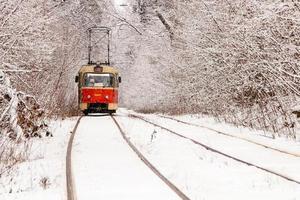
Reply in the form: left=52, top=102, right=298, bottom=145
left=79, top=64, right=118, bottom=74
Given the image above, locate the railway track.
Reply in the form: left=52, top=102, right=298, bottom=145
left=66, top=115, right=190, bottom=200
left=66, top=116, right=83, bottom=200
left=157, top=114, right=300, bottom=158
left=111, top=115, right=190, bottom=200
left=128, top=113, right=300, bottom=185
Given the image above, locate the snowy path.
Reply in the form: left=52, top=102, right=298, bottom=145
left=1, top=111, right=300, bottom=200
left=71, top=115, right=181, bottom=200
left=129, top=113, right=300, bottom=182
left=115, top=109, right=300, bottom=200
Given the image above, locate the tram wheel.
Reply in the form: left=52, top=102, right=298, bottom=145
left=83, top=110, right=89, bottom=116
left=107, top=110, right=116, bottom=115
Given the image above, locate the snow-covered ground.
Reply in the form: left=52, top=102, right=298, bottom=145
left=72, top=115, right=180, bottom=200
left=1, top=109, right=300, bottom=200
left=116, top=109, right=300, bottom=200
left=0, top=118, right=78, bottom=200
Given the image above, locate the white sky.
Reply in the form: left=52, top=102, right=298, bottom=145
left=112, top=0, right=129, bottom=13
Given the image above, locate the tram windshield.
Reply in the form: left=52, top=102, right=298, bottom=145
left=84, top=73, right=114, bottom=87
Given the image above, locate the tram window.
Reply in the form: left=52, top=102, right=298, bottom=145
left=84, top=73, right=114, bottom=87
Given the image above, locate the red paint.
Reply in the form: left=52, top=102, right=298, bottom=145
left=81, top=88, right=118, bottom=104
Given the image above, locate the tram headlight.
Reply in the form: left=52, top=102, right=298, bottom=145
left=87, top=95, right=91, bottom=99
left=105, top=95, right=109, bottom=99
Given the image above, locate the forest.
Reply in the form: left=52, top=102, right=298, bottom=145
left=0, top=0, right=299, bottom=176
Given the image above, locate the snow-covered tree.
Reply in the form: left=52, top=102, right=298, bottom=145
left=125, top=0, right=300, bottom=137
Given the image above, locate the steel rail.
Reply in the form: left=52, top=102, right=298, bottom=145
left=66, top=116, right=83, bottom=200
left=111, top=115, right=191, bottom=200
left=157, top=114, right=300, bottom=158
left=128, top=114, right=300, bottom=185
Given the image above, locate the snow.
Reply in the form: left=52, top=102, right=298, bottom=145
left=0, top=118, right=78, bottom=200
left=72, top=115, right=181, bottom=200
left=2, top=109, right=300, bottom=200
left=175, top=114, right=300, bottom=146
left=116, top=109, right=300, bottom=200
left=142, top=116, right=300, bottom=180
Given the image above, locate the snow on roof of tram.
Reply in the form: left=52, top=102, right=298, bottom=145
left=79, top=65, right=118, bottom=74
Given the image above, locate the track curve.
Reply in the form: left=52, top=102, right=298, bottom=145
left=157, top=114, right=300, bottom=158
left=111, top=115, right=191, bottom=200
left=66, top=116, right=83, bottom=200
left=66, top=115, right=190, bottom=200
left=128, top=113, right=300, bottom=185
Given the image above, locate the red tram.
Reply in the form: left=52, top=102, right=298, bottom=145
left=75, top=64, right=121, bottom=115
left=75, top=27, right=121, bottom=115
